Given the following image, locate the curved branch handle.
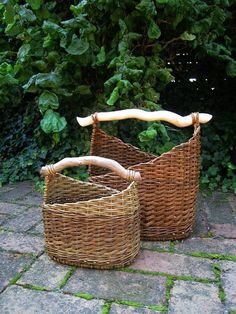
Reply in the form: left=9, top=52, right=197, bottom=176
left=40, top=156, right=141, bottom=182
left=77, top=109, right=212, bottom=128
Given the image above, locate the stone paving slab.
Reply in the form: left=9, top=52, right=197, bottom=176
left=168, top=281, right=224, bottom=314
left=0, top=285, right=104, bottom=314
left=0, top=202, right=27, bottom=215
left=0, top=213, right=8, bottom=225
left=109, top=304, right=160, bottom=313
left=220, top=261, right=236, bottom=311
left=141, top=241, right=170, bottom=251
left=18, top=254, right=70, bottom=289
left=174, top=237, right=236, bottom=256
left=228, top=194, right=236, bottom=213
left=204, top=192, right=236, bottom=224
left=63, top=268, right=166, bottom=306
left=0, top=252, right=33, bottom=292
left=192, top=195, right=209, bottom=237
left=2, top=207, right=42, bottom=232
left=211, top=224, right=236, bottom=239
left=130, top=250, right=215, bottom=279
left=0, top=182, right=34, bottom=201
left=15, top=191, right=42, bottom=206
left=30, top=221, right=44, bottom=235
left=0, top=231, right=44, bottom=254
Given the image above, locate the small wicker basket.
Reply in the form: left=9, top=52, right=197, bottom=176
left=40, top=156, right=141, bottom=269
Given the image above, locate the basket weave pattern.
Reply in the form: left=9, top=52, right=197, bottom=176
left=43, top=173, right=140, bottom=269
left=89, top=123, right=200, bottom=240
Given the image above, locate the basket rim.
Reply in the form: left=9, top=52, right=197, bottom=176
left=94, top=125, right=200, bottom=170
left=131, top=125, right=200, bottom=169
left=43, top=173, right=137, bottom=207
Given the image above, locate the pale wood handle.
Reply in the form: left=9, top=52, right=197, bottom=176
left=77, top=109, right=212, bottom=127
left=40, top=156, right=141, bottom=181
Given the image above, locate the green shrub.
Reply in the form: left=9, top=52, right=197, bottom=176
left=0, top=0, right=235, bottom=192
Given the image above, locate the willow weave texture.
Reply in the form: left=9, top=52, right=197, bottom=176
left=89, top=118, right=200, bottom=241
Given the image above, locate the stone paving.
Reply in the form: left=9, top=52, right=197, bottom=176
left=0, top=181, right=235, bottom=314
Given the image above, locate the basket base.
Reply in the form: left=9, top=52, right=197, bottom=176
left=47, top=252, right=140, bottom=270
left=141, top=226, right=193, bottom=241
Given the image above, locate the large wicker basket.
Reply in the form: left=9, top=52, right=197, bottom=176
left=87, top=112, right=201, bottom=241
left=41, top=156, right=141, bottom=269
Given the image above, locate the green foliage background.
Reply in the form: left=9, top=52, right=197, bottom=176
left=0, top=0, right=236, bottom=193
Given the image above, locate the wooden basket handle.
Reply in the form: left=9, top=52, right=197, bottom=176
left=40, top=156, right=141, bottom=182
left=76, top=109, right=212, bottom=128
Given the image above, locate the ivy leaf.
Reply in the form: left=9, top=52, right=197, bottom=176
left=0, top=62, right=14, bottom=75
left=117, top=80, right=133, bottom=93
left=155, top=0, right=169, bottom=3
left=5, top=16, right=23, bottom=36
left=3, top=3, right=15, bottom=24
left=156, top=68, right=174, bottom=84
left=36, top=73, right=60, bottom=88
left=191, top=18, right=211, bottom=34
left=106, top=86, right=119, bottom=106
left=172, top=13, right=183, bottom=29
left=77, top=85, right=91, bottom=95
left=145, top=101, right=161, bottom=111
left=65, top=34, right=89, bottom=55
left=43, top=21, right=65, bottom=36
left=104, top=74, right=122, bottom=87
left=70, top=1, right=88, bottom=16
left=139, top=128, right=157, bottom=142
left=180, top=31, right=196, bottom=41
left=18, top=7, right=36, bottom=22
left=26, top=0, right=42, bottom=10
left=47, top=51, right=60, bottom=64
left=38, top=91, right=59, bottom=113
left=155, top=123, right=170, bottom=142
left=144, top=87, right=160, bottom=102
left=32, top=60, right=47, bottom=72
left=119, top=19, right=128, bottom=35
left=40, top=110, right=67, bottom=134
left=148, top=21, right=161, bottom=39
left=23, top=72, right=61, bottom=90
left=136, top=0, right=157, bottom=17
left=96, top=46, right=106, bottom=65
left=0, top=74, right=18, bottom=86
left=226, top=61, right=236, bottom=77
left=17, top=44, right=31, bottom=62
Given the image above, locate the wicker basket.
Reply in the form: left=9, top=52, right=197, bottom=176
left=88, top=113, right=201, bottom=241
left=41, top=156, right=141, bottom=269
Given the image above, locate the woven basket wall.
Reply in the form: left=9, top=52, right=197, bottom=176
left=89, top=122, right=200, bottom=241
left=42, top=173, right=140, bottom=269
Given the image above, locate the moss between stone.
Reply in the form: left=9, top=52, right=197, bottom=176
left=115, top=299, right=144, bottom=308
left=0, top=226, right=16, bottom=232
left=188, top=251, right=236, bottom=262
left=101, top=302, right=111, bottom=314
left=212, top=263, right=226, bottom=302
left=9, top=255, right=39, bottom=285
left=148, top=304, right=167, bottom=311
left=169, top=241, right=175, bottom=252
left=18, top=283, right=47, bottom=291
left=120, top=267, right=215, bottom=284
left=143, top=247, right=236, bottom=262
left=165, top=276, right=174, bottom=307
left=58, top=266, right=76, bottom=289
left=73, top=292, right=94, bottom=300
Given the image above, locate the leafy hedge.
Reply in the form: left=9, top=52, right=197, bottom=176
left=0, top=0, right=235, bottom=192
